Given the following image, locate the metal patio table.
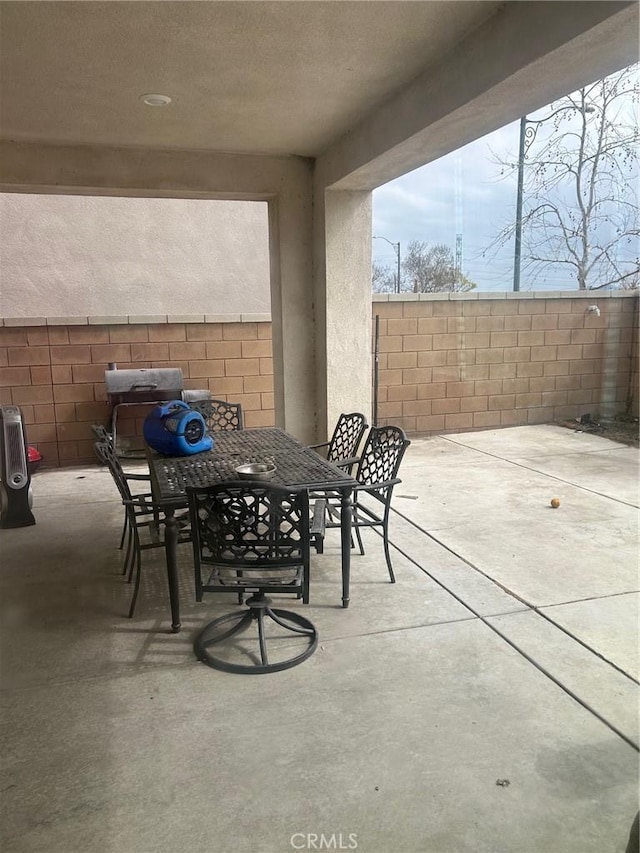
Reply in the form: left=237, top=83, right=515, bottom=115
left=146, top=427, right=356, bottom=632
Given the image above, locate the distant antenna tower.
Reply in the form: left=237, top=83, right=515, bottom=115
left=454, top=157, right=463, bottom=275
left=455, top=234, right=463, bottom=276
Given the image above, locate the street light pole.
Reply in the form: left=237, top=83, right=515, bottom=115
left=513, top=104, right=594, bottom=292
left=373, top=235, right=401, bottom=293
left=513, top=117, right=527, bottom=292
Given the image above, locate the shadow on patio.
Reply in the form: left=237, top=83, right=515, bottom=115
left=1, top=425, right=637, bottom=853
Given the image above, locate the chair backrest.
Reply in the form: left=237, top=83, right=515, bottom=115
left=355, top=425, right=411, bottom=491
left=190, top=399, right=243, bottom=432
left=94, top=439, right=133, bottom=504
left=91, top=424, right=112, bottom=443
left=188, top=482, right=310, bottom=576
left=326, top=412, right=368, bottom=463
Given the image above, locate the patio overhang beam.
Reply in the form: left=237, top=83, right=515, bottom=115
left=317, top=1, right=638, bottom=191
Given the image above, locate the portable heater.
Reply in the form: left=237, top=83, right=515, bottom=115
left=0, top=405, right=36, bottom=528
left=143, top=401, right=213, bottom=456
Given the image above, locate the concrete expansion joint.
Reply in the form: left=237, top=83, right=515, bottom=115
left=389, top=522, right=639, bottom=750
left=387, top=508, right=640, bottom=693
left=324, top=615, right=481, bottom=645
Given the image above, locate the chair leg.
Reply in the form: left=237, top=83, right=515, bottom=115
left=127, top=536, right=136, bottom=583
left=354, top=525, right=365, bottom=556
left=268, top=607, right=315, bottom=637
left=383, top=508, right=396, bottom=583
left=195, top=565, right=203, bottom=602
left=123, top=525, right=133, bottom=577
left=128, top=546, right=142, bottom=618
left=256, top=609, right=269, bottom=665
left=303, top=562, right=310, bottom=605
left=119, top=513, right=128, bottom=550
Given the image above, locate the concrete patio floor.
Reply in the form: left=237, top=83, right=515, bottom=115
left=1, top=424, right=638, bottom=853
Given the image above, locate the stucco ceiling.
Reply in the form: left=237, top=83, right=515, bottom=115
left=0, top=1, right=504, bottom=157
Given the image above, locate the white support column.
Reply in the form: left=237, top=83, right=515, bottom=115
left=313, top=186, right=372, bottom=442
left=267, top=172, right=316, bottom=443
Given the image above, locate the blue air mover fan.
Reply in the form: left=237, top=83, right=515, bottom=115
left=143, top=401, right=213, bottom=456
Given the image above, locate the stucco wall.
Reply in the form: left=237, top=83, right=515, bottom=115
left=0, top=194, right=270, bottom=317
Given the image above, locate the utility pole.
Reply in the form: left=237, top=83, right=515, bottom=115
left=513, top=117, right=527, bottom=292
left=455, top=157, right=463, bottom=281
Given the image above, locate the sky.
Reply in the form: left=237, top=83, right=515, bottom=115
left=372, top=68, right=639, bottom=293
left=373, top=122, right=523, bottom=291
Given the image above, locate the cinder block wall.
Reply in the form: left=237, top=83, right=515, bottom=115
left=373, top=292, right=637, bottom=435
left=1, top=293, right=636, bottom=468
left=0, top=317, right=274, bottom=467
left=630, top=297, right=639, bottom=418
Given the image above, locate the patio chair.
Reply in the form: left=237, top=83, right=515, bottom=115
left=188, top=481, right=317, bottom=674
left=92, top=423, right=154, bottom=550
left=316, top=425, right=410, bottom=583
left=308, top=412, right=368, bottom=474
left=189, top=398, right=243, bottom=433
left=94, top=439, right=191, bottom=618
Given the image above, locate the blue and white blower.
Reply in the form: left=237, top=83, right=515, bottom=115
left=143, top=400, right=213, bottom=456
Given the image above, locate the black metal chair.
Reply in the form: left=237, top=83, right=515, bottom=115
left=94, top=439, right=190, bottom=618
left=188, top=481, right=317, bottom=674
left=92, top=424, right=153, bottom=549
left=190, top=398, right=243, bottom=433
left=319, top=425, right=410, bottom=583
left=308, top=412, right=368, bottom=473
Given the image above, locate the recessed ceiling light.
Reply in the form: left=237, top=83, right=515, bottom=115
left=141, top=94, right=172, bottom=107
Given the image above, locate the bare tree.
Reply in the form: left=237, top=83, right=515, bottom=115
left=372, top=261, right=396, bottom=293
left=496, top=64, right=639, bottom=290
left=402, top=242, right=476, bottom=292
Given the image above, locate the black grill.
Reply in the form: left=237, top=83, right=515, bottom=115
left=104, top=367, right=184, bottom=404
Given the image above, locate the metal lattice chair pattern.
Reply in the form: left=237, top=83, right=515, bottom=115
left=308, top=412, right=367, bottom=472
left=94, top=439, right=190, bottom=618
left=91, top=423, right=112, bottom=443
left=188, top=481, right=317, bottom=674
left=322, top=425, right=410, bottom=583
left=190, top=399, right=243, bottom=433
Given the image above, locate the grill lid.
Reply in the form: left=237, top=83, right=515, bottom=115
left=105, top=368, right=184, bottom=397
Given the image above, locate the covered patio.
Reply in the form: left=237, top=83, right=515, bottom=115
left=1, top=3, right=638, bottom=851
left=1, top=1, right=638, bottom=444
left=1, top=425, right=637, bottom=852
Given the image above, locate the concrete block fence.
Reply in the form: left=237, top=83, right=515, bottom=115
left=0, top=315, right=275, bottom=467
left=0, top=292, right=637, bottom=467
left=372, top=291, right=637, bottom=435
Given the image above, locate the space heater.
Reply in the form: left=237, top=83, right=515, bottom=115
left=0, top=405, right=36, bottom=528
left=143, top=400, right=213, bottom=456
